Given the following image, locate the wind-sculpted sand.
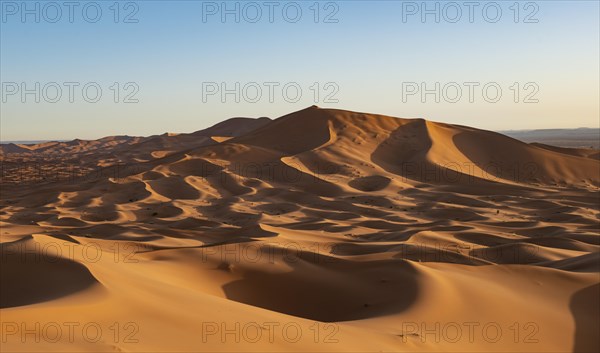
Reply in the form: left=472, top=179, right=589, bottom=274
left=1, top=107, right=598, bottom=352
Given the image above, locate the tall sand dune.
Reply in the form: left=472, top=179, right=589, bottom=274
left=1, top=106, right=598, bottom=352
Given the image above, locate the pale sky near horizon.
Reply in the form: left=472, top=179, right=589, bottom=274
left=1, top=0, right=599, bottom=141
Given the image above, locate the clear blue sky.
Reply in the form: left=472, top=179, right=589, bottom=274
left=1, top=0, right=599, bottom=140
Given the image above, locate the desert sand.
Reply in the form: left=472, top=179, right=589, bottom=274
left=1, top=106, right=598, bottom=352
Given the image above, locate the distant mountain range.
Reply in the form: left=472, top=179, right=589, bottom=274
left=500, top=128, right=599, bottom=149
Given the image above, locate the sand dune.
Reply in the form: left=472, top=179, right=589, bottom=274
left=1, top=106, right=598, bottom=352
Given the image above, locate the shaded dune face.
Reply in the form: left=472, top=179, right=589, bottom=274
left=221, top=254, right=419, bottom=322
left=570, top=283, right=600, bottom=353
left=0, top=239, right=101, bottom=309
left=349, top=175, right=392, bottom=191
left=0, top=106, right=599, bottom=352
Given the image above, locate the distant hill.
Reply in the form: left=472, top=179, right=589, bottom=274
left=500, top=128, right=599, bottom=149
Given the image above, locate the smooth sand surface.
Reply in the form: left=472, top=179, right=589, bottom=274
left=1, top=106, right=598, bottom=352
